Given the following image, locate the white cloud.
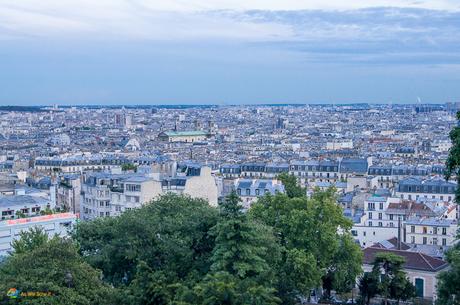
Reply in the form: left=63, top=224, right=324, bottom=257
left=0, top=0, right=296, bottom=40
left=0, top=0, right=459, bottom=44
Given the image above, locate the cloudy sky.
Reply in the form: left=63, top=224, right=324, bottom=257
left=1, top=0, right=460, bottom=105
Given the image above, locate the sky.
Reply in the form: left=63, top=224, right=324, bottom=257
left=0, top=0, right=460, bottom=105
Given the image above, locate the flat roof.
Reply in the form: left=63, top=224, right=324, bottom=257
left=0, top=212, right=77, bottom=227
left=162, top=131, right=208, bottom=137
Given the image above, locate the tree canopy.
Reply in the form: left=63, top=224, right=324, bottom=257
left=437, top=246, right=460, bottom=305
left=277, top=172, right=306, bottom=198
left=445, top=111, right=460, bottom=202
left=250, top=188, right=362, bottom=304
left=0, top=228, right=113, bottom=305
left=1, top=186, right=365, bottom=304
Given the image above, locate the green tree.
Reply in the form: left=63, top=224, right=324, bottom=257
left=73, top=194, right=219, bottom=305
left=371, top=253, right=415, bottom=305
left=15, top=210, right=27, bottom=218
left=277, top=172, right=306, bottom=198
left=437, top=246, right=460, bottom=305
left=39, top=206, right=53, bottom=215
left=0, top=233, right=114, bottom=305
left=121, top=163, right=137, bottom=172
left=250, top=189, right=360, bottom=304
left=209, top=191, right=274, bottom=279
left=358, top=272, right=379, bottom=305
left=324, top=234, right=363, bottom=298
left=194, top=191, right=280, bottom=305
left=445, top=111, right=460, bottom=202
left=11, top=226, right=49, bottom=255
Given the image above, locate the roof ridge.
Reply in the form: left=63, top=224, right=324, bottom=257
left=418, top=252, right=435, bottom=271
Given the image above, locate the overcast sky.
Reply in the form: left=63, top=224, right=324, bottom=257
left=1, top=0, right=460, bottom=105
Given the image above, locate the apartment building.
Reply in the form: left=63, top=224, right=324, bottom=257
left=234, top=178, right=285, bottom=208
left=290, top=160, right=340, bottom=186
left=396, top=177, right=456, bottom=203
left=0, top=212, right=77, bottom=256
left=81, top=164, right=219, bottom=220
left=352, top=192, right=457, bottom=248
left=110, top=176, right=163, bottom=217
left=405, top=218, right=458, bottom=247
left=53, top=174, right=81, bottom=213
left=0, top=194, right=53, bottom=221
left=352, top=194, right=402, bottom=247
left=81, top=173, right=162, bottom=220
left=162, top=165, right=218, bottom=206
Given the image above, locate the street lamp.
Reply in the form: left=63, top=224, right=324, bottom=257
left=64, top=271, right=74, bottom=288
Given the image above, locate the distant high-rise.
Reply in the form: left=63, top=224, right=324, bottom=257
left=115, top=113, right=124, bottom=126
left=125, top=114, right=133, bottom=128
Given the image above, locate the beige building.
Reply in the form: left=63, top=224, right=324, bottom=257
left=81, top=173, right=163, bottom=220
left=162, top=166, right=218, bottom=206
left=81, top=164, right=219, bottom=220
left=363, top=245, right=449, bottom=301
left=405, top=218, right=458, bottom=247
left=158, top=131, right=208, bottom=143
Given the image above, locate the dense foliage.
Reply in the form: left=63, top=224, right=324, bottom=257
left=250, top=188, right=362, bottom=304
left=445, top=111, right=460, bottom=202
left=0, top=228, right=113, bottom=305
left=437, top=243, right=460, bottom=305
left=1, top=188, right=364, bottom=304
left=438, top=110, right=460, bottom=304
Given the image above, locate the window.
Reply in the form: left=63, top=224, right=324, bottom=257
left=389, top=214, right=394, bottom=221
left=246, top=189, right=250, bottom=196
left=411, top=236, right=415, bottom=243
left=423, top=227, right=427, bottom=234
left=433, top=238, right=438, bottom=245
left=423, top=237, right=427, bottom=245
left=378, top=222, right=383, bottom=227
left=411, top=226, right=415, bottom=233
left=237, top=188, right=241, bottom=195
left=433, top=227, right=438, bottom=235
left=351, top=230, right=357, bottom=237
left=368, top=221, right=373, bottom=227
left=378, top=213, right=382, bottom=220
left=442, top=238, right=447, bottom=246
left=379, top=203, right=384, bottom=210
left=368, top=212, right=373, bottom=219
left=126, top=184, right=141, bottom=192
left=442, top=227, right=447, bottom=235
left=255, top=189, right=260, bottom=196
left=368, top=202, right=375, bottom=210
